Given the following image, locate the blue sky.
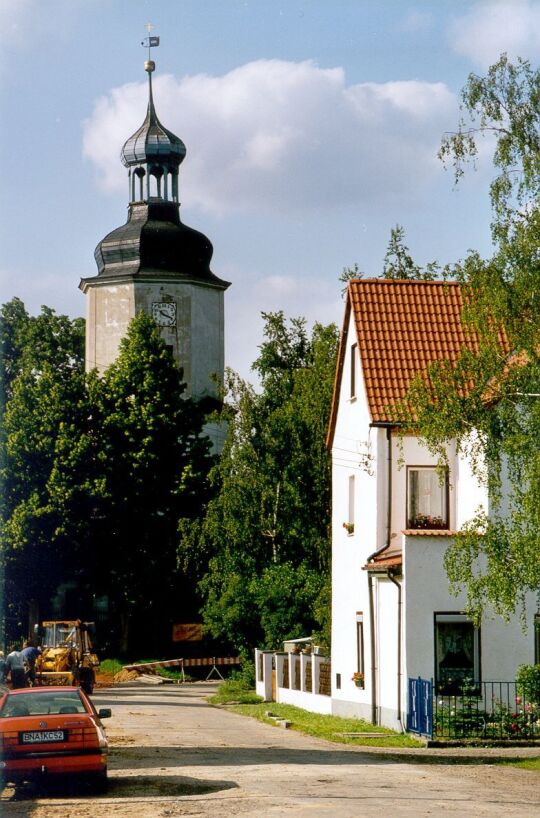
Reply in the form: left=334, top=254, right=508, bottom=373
left=1, top=0, right=539, bottom=379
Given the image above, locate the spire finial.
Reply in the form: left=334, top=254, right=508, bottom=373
left=142, top=22, right=159, bottom=74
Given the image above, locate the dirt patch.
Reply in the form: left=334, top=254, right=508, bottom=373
left=113, top=669, right=141, bottom=684
left=94, top=672, right=115, bottom=688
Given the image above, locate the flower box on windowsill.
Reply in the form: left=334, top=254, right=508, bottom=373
left=407, top=515, right=447, bottom=530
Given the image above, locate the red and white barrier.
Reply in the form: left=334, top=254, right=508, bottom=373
left=124, top=656, right=241, bottom=681
left=182, top=657, right=241, bottom=667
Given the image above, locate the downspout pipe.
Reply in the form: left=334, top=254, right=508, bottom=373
left=386, top=569, right=403, bottom=727
left=368, top=572, right=377, bottom=725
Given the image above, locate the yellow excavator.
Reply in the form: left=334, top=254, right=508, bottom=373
left=34, top=620, right=100, bottom=694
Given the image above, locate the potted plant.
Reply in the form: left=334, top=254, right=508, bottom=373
left=343, top=522, right=354, bottom=535
left=408, top=514, right=446, bottom=530
left=351, top=671, right=364, bottom=688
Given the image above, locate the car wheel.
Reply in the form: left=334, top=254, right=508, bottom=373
left=81, top=679, right=94, bottom=695
left=86, top=770, right=108, bottom=794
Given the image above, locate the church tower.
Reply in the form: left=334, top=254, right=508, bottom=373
left=80, top=50, right=230, bottom=406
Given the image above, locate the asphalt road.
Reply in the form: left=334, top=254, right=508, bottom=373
left=2, top=682, right=540, bottom=817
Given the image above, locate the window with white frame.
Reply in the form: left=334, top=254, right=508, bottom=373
left=435, top=613, right=480, bottom=694
left=344, top=475, right=355, bottom=535
left=350, top=343, right=357, bottom=398
left=407, top=466, right=449, bottom=529
left=356, top=613, right=364, bottom=679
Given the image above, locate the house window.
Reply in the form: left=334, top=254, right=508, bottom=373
left=350, top=343, right=357, bottom=398
left=535, top=614, right=540, bottom=664
left=336, top=673, right=341, bottom=690
left=434, top=613, right=480, bottom=694
left=344, top=475, right=355, bottom=535
left=407, top=467, right=449, bottom=529
left=356, top=613, right=364, bottom=676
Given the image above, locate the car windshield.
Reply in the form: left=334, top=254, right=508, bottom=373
left=0, top=691, right=87, bottom=717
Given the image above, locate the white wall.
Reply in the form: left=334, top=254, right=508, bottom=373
left=84, top=282, right=135, bottom=372
left=403, top=534, right=536, bottom=683
left=375, top=576, right=402, bottom=731
left=83, top=278, right=225, bottom=401
left=331, top=309, right=380, bottom=718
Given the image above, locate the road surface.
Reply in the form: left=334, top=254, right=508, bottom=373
left=2, top=682, right=540, bottom=817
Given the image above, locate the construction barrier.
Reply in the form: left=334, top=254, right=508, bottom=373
left=124, top=656, right=241, bottom=681
left=124, top=658, right=185, bottom=672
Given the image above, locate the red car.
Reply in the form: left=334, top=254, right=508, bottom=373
left=0, top=685, right=110, bottom=791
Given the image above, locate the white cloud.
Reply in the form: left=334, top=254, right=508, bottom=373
left=82, top=59, right=457, bottom=216
left=400, top=10, right=433, bottom=33
left=449, top=0, right=540, bottom=68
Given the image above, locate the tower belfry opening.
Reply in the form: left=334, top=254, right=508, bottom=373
left=121, top=55, right=185, bottom=205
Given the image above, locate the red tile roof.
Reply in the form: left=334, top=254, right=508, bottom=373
left=363, top=546, right=403, bottom=572
left=327, top=279, right=474, bottom=444
left=402, top=529, right=456, bottom=537
left=352, top=279, right=472, bottom=423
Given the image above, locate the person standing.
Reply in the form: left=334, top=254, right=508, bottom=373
left=21, top=641, right=41, bottom=687
left=6, top=646, right=27, bottom=689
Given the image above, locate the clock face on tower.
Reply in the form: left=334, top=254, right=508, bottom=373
left=151, top=301, right=177, bottom=327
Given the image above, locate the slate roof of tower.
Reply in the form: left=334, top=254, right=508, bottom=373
left=327, top=279, right=476, bottom=444
left=121, top=77, right=186, bottom=168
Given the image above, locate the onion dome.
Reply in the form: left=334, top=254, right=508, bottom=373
left=81, top=57, right=230, bottom=292
left=121, top=60, right=186, bottom=170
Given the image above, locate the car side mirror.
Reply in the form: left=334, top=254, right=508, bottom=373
left=98, top=708, right=112, bottom=719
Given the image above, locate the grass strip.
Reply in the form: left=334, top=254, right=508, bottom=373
left=501, top=757, right=540, bottom=771
left=209, top=680, right=264, bottom=705
left=221, top=700, right=424, bottom=748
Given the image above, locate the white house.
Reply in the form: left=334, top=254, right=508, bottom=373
left=327, top=279, right=539, bottom=731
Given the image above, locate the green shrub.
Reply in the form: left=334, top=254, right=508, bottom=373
left=99, top=658, right=124, bottom=674
left=516, top=664, right=540, bottom=703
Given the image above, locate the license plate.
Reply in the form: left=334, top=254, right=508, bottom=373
left=20, top=730, right=67, bottom=744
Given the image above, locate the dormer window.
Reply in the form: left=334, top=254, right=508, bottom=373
left=407, top=466, right=449, bottom=530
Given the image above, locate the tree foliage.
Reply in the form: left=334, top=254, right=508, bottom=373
left=0, top=301, right=86, bottom=636
left=439, top=54, right=540, bottom=245
left=87, top=312, right=213, bottom=649
left=382, top=225, right=438, bottom=280
left=179, top=312, right=338, bottom=653
left=404, top=55, right=540, bottom=622
left=0, top=306, right=212, bottom=650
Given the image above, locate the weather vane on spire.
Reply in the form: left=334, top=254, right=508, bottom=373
left=142, top=22, right=159, bottom=74
left=142, top=22, right=159, bottom=57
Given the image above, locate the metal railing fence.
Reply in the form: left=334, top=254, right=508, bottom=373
left=408, top=678, right=540, bottom=740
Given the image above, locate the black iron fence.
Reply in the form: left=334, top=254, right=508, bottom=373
left=434, top=680, right=540, bottom=739
left=409, top=678, right=540, bottom=739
